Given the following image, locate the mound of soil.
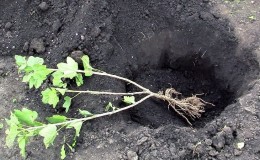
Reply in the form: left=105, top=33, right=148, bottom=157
left=0, top=0, right=260, bottom=160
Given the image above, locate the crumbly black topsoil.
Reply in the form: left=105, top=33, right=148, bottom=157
left=0, top=0, right=260, bottom=160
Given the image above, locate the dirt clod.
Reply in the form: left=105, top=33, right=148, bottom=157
left=127, top=150, right=138, bottom=160
left=4, top=22, right=12, bottom=30
left=212, top=132, right=226, bottom=151
left=52, top=19, right=62, bottom=34
left=39, top=2, right=49, bottom=11
left=137, top=137, right=148, bottom=146
left=234, top=149, right=242, bottom=156
left=205, top=139, right=213, bottom=146
left=0, top=0, right=260, bottom=159
left=30, top=38, right=45, bottom=54
left=222, top=126, right=234, bottom=145
left=23, top=41, right=29, bottom=52
left=209, top=149, right=219, bottom=156
left=70, top=50, right=84, bottom=64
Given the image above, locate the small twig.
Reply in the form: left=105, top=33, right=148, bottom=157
left=93, top=71, right=149, bottom=91
left=71, top=92, right=81, bottom=99
left=66, top=90, right=150, bottom=96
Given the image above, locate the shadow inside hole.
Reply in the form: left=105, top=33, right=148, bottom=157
left=128, top=53, right=235, bottom=128
left=128, top=22, right=258, bottom=128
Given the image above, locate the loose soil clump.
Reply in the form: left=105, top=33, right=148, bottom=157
left=0, top=0, right=260, bottom=160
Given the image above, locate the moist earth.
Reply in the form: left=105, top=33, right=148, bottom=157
left=0, top=0, right=260, bottom=160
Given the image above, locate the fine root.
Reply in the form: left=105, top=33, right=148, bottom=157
left=155, top=88, right=214, bottom=125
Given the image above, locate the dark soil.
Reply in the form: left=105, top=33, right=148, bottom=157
left=1, top=0, right=260, bottom=160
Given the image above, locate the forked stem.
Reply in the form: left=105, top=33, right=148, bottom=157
left=50, top=68, right=212, bottom=125
left=27, top=95, right=153, bottom=131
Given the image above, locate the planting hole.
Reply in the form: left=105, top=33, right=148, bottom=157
left=129, top=53, right=234, bottom=128
left=126, top=28, right=258, bottom=128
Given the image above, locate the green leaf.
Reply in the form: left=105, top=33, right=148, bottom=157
left=123, top=96, right=135, bottom=104
left=15, top=55, right=27, bottom=71
left=5, top=113, right=21, bottom=147
left=18, top=136, right=27, bottom=158
left=63, top=96, right=71, bottom=113
left=60, top=144, right=66, bottom=160
left=0, top=123, right=3, bottom=129
left=105, top=102, right=118, bottom=112
left=57, top=57, right=78, bottom=79
left=15, top=55, right=26, bottom=66
left=5, top=124, right=19, bottom=148
left=52, top=71, right=67, bottom=88
left=41, top=88, right=59, bottom=108
left=75, top=73, right=84, bottom=86
left=22, top=73, right=32, bottom=82
left=46, top=115, right=67, bottom=124
left=5, top=113, right=19, bottom=126
left=5, top=127, right=19, bottom=148
left=14, top=108, right=38, bottom=126
left=78, top=109, right=93, bottom=117
left=22, top=64, right=52, bottom=89
left=81, top=55, right=93, bottom=76
left=39, top=125, right=58, bottom=148
left=248, top=15, right=256, bottom=21
left=66, top=121, right=83, bottom=138
left=27, top=56, right=44, bottom=66
left=55, top=88, right=67, bottom=95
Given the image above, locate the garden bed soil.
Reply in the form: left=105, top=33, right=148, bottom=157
left=0, top=0, right=260, bottom=160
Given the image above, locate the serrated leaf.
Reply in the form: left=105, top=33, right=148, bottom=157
left=22, top=64, right=52, bottom=89
left=67, top=121, right=83, bottom=147
left=46, top=115, right=67, bottom=124
left=55, top=88, right=67, bottom=95
left=39, top=125, right=58, bottom=148
left=41, top=88, right=59, bottom=108
left=60, top=144, right=66, bottom=160
left=81, top=55, right=93, bottom=76
left=57, top=57, right=78, bottom=79
left=18, top=136, right=27, bottom=158
left=5, top=113, right=19, bottom=126
left=22, top=73, right=32, bottom=82
left=5, top=113, right=20, bottom=148
left=75, top=73, right=84, bottom=86
left=123, top=96, right=135, bottom=104
left=15, top=55, right=26, bottom=66
left=14, top=108, right=38, bottom=126
left=52, top=71, right=67, bottom=88
left=79, top=109, right=93, bottom=117
left=27, top=56, right=44, bottom=66
left=63, top=96, right=71, bottom=113
left=66, top=121, right=83, bottom=138
left=29, top=78, right=35, bottom=89
left=15, top=55, right=27, bottom=71
left=105, top=102, right=118, bottom=112
left=5, top=124, right=19, bottom=148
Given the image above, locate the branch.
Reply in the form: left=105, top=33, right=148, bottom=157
left=49, top=68, right=150, bottom=92
left=66, top=90, right=150, bottom=96
left=27, top=95, right=153, bottom=131
left=92, top=71, right=149, bottom=92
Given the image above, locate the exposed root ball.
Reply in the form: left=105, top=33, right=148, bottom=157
left=156, top=88, right=214, bottom=125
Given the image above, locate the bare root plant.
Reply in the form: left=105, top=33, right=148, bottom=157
left=5, top=55, right=214, bottom=159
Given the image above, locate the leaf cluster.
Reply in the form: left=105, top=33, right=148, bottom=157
left=9, top=54, right=137, bottom=159
left=5, top=108, right=87, bottom=159
left=16, top=55, right=93, bottom=111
